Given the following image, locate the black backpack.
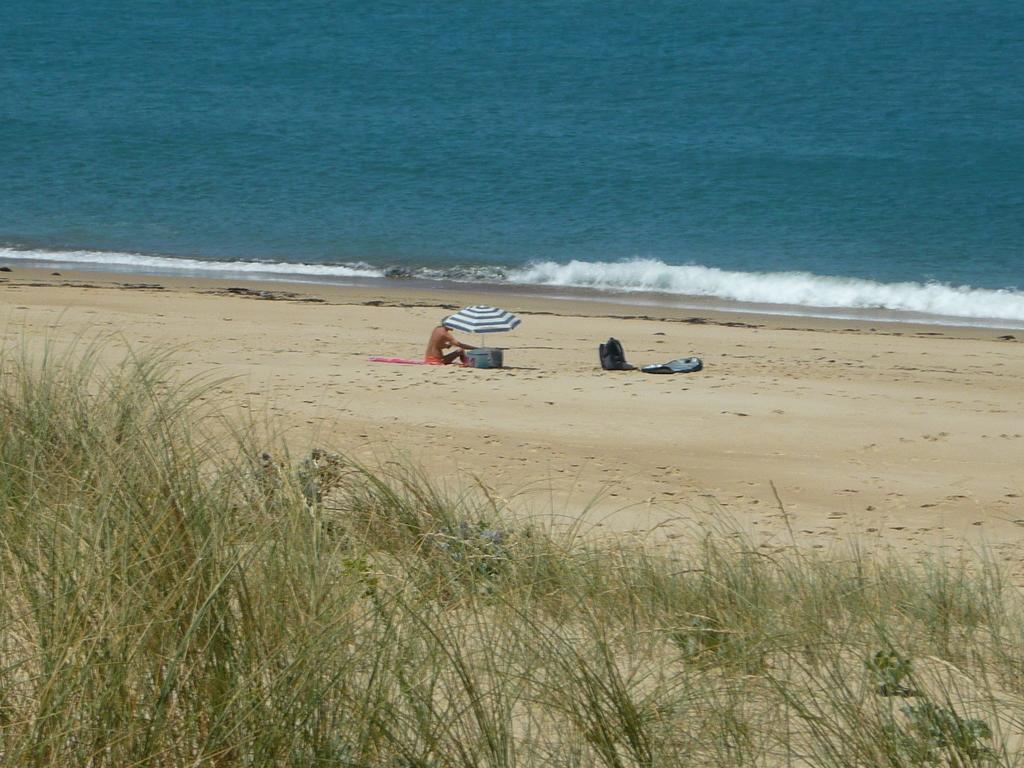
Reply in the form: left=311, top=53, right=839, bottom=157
left=599, top=337, right=635, bottom=370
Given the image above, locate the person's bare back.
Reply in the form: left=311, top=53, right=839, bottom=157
left=425, top=321, right=475, bottom=365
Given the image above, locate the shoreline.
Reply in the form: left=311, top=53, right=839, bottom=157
left=2, top=262, right=1021, bottom=341
left=3, top=250, right=1024, bottom=331
left=3, top=264, right=1023, bottom=579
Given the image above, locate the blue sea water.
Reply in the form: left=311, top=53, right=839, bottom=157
left=2, top=1, right=1023, bottom=323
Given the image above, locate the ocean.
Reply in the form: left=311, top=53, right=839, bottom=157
left=2, top=1, right=1022, bottom=325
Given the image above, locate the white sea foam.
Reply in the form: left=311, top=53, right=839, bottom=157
left=506, top=259, right=1024, bottom=323
left=0, top=247, right=385, bottom=280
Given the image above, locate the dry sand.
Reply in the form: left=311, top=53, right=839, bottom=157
left=2, top=267, right=1022, bottom=572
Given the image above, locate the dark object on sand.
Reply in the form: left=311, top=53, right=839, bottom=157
left=599, top=337, right=635, bottom=370
left=0, top=266, right=11, bottom=272
left=641, top=357, right=703, bottom=374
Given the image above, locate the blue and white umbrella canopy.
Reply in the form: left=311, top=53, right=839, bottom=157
left=443, top=305, right=522, bottom=334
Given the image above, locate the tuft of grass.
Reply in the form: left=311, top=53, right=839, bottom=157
left=1, top=341, right=1022, bottom=766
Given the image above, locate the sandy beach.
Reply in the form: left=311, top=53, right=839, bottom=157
left=2, top=267, right=1022, bottom=569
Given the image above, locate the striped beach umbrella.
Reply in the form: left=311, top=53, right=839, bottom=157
left=442, top=305, right=522, bottom=334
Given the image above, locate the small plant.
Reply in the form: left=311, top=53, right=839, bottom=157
left=430, top=520, right=512, bottom=586
left=297, top=448, right=350, bottom=507
left=866, top=649, right=915, bottom=696
left=670, top=615, right=727, bottom=659
left=340, top=555, right=380, bottom=597
left=898, top=701, right=994, bottom=765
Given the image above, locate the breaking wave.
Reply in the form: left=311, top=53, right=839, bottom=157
left=506, top=259, right=1024, bottom=323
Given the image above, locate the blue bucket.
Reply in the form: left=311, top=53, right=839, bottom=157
left=467, top=348, right=503, bottom=368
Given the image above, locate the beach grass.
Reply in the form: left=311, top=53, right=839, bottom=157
left=1, top=343, right=1022, bottom=766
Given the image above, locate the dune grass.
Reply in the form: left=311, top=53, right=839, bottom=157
left=1, top=342, right=1022, bottom=766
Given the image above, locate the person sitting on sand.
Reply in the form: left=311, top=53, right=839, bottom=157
left=425, top=319, right=476, bottom=365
